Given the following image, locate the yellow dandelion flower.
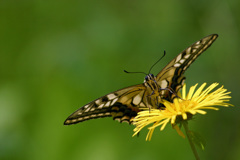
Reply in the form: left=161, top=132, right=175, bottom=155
left=132, top=83, right=232, bottom=141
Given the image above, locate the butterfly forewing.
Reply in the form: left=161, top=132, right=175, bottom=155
left=64, top=84, right=147, bottom=125
left=64, top=34, right=218, bottom=125
left=156, top=34, right=218, bottom=100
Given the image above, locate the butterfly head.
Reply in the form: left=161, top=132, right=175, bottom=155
left=144, top=73, right=155, bottom=83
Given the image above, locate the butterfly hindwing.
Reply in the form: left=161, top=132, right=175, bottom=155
left=64, top=84, right=148, bottom=125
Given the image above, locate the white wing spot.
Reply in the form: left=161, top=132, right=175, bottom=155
left=111, top=98, right=118, bottom=105
left=133, top=94, right=142, bottom=105
left=98, top=103, right=104, bottom=109
left=160, top=79, right=168, bottom=88
left=105, top=112, right=111, bottom=115
left=179, top=59, right=185, bottom=64
left=203, top=45, right=208, bottom=50
left=90, top=108, right=95, bottom=111
left=104, top=101, right=111, bottom=107
left=115, top=118, right=121, bottom=122
left=84, top=105, right=89, bottom=109
left=160, top=90, right=166, bottom=95
left=183, top=65, right=188, bottom=71
left=84, top=116, right=90, bottom=119
left=184, top=54, right=191, bottom=59
left=174, top=63, right=181, bottom=67
left=107, top=94, right=117, bottom=100
left=186, top=47, right=191, bottom=54
left=84, top=107, right=91, bottom=112
left=95, top=99, right=101, bottom=105
left=193, top=54, right=198, bottom=60
left=192, top=48, right=197, bottom=53
left=175, top=54, right=182, bottom=62
left=139, top=102, right=146, bottom=108
left=90, top=114, right=97, bottom=117
left=187, top=61, right=192, bottom=67
left=98, top=113, right=104, bottom=116
left=77, top=118, right=83, bottom=121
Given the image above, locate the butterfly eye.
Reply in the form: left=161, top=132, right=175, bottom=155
left=145, top=75, right=150, bottom=81
left=150, top=74, right=154, bottom=78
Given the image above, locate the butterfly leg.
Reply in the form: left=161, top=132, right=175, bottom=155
left=159, top=87, right=183, bottom=100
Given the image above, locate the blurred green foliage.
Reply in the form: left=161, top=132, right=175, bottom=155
left=1, top=0, right=240, bottom=160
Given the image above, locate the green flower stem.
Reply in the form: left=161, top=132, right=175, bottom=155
left=182, top=121, right=200, bottom=160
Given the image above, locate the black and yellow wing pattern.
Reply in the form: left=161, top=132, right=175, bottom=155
left=64, top=34, right=218, bottom=125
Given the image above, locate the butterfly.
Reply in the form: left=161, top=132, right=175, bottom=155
left=64, top=34, right=218, bottom=125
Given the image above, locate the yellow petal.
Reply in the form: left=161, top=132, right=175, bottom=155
left=187, top=83, right=198, bottom=99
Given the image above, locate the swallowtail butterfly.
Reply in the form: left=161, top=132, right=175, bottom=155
left=64, top=34, right=218, bottom=125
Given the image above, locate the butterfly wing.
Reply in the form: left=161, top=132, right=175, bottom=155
left=64, top=34, right=218, bottom=125
left=64, top=84, right=150, bottom=125
left=156, top=34, right=218, bottom=100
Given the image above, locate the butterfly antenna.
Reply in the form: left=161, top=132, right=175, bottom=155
left=124, top=70, right=147, bottom=75
left=148, top=50, right=166, bottom=74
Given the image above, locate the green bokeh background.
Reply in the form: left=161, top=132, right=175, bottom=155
left=1, top=1, right=240, bottom=160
